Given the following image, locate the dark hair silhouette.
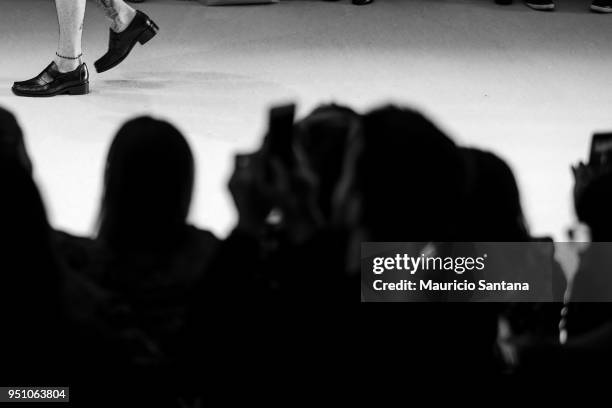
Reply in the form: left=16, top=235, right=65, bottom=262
left=97, top=116, right=195, bottom=251
left=0, top=106, right=32, bottom=173
left=295, top=104, right=360, bottom=218
left=358, top=106, right=466, bottom=241
left=459, top=147, right=530, bottom=241
left=575, top=171, right=612, bottom=241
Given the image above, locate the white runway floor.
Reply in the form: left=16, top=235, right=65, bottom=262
left=1, top=0, right=612, bottom=240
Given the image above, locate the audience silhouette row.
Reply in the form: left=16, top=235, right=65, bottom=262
left=2, top=101, right=611, bottom=400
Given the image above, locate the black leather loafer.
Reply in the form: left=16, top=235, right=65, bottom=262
left=12, top=62, right=90, bottom=97
left=94, top=10, right=159, bottom=74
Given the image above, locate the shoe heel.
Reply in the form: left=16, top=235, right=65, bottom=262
left=67, top=82, right=89, bottom=95
left=138, top=22, right=159, bottom=45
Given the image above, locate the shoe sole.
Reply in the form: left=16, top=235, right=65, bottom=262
left=12, top=82, right=90, bottom=97
left=94, top=23, right=159, bottom=74
left=591, top=4, right=612, bottom=12
left=526, top=3, right=555, bottom=10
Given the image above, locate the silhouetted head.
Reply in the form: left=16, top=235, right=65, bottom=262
left=459, top=148, right=530, bottom=241
left=0, top=106, right=32, bottom=173
left=295, top=104, right=361, bottom=218
left=575, top=171, right=612, bottom=241
left=357, top=106, right=466, bottom=241
left=98, top=117, right=195, bottom=251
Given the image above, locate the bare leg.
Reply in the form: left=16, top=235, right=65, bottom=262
left=95, top=0, right=137, bottom=33
left=54, top=0, right=86, bottom=73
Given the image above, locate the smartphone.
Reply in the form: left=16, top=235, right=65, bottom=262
left=265, top=104, right=296, bottom=166
left=589, top=132, right=612, bottom=169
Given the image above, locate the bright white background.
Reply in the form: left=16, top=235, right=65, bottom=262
left=1, top=0, right=611, bottom=240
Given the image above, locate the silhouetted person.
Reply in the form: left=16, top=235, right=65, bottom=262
left=181, top=104, right=370, bottom=396
left=195, top=104, right=360, bottom=303
left=0, top=161, right=64, bottom=384
left=0, top=108, right=67, bottom=381
left=58, top=117, right=219, bottom=388
left=564, top=168, right=612, bottom=362
left=353, top=106, right=500, bottom=373
left=459, top=148, right=566, bottom=373
left=0, top=107, right=115, bottom=392
left=501, top=165, right=612, bottom=372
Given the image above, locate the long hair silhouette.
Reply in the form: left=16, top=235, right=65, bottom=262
left=97, top=116, right=195, bottom=251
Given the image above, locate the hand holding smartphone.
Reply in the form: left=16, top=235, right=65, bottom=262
left=589, top=132, right=612, bottom=169
left=265, top=104, right=296, bottom=167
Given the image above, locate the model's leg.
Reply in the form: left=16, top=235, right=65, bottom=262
left=54, top=0, right=86, bottom=73
left=94, top=0, right=137, bottom=33
left=12, top=0, right=90, bottom=96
